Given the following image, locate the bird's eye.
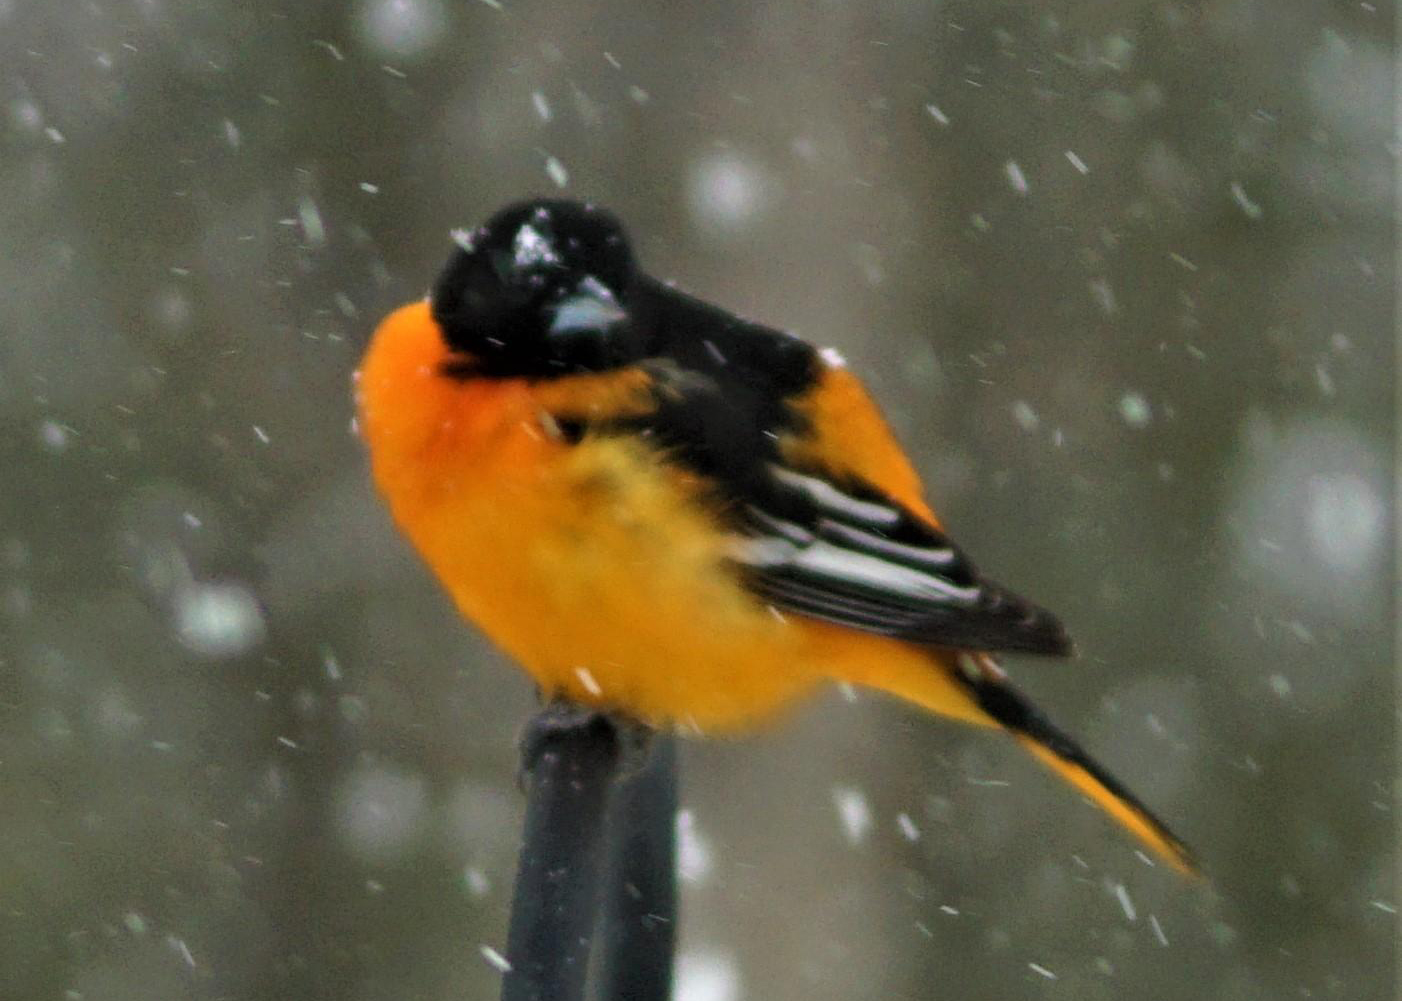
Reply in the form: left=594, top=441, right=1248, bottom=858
left=489, top=249, right=515, bottom=283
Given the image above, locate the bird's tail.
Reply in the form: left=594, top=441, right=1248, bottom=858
left=859, top=647, right=1198, bottom=876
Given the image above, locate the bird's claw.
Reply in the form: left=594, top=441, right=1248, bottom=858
left=516, top=699, right=656, bottom=790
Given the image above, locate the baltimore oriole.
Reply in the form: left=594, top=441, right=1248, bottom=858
left=356, top=198, right=1195, bottom=874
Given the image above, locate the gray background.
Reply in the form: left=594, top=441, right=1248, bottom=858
left=1, top=1, right=1394, bottom=999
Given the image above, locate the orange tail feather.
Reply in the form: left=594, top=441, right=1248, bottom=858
left=854, top=645, right=1198, bottom=875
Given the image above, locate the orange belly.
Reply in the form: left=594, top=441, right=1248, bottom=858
left=414, top=440, right=831, bottom=729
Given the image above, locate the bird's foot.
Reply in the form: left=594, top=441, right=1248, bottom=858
left=516, top=699, right=656, bottom=788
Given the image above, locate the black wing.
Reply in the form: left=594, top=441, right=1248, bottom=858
left=599, top=276, right=1074, bottom=657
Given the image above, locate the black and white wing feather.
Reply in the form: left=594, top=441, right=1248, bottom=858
left=731, top=465, right=1075, bottom=656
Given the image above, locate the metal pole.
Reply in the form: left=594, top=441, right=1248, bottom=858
left=501, top=706, right=621, bottom=1001
left=595, top=734, right=678, bottom=1000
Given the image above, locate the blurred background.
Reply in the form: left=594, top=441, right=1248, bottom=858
left=1, top=1, right=1394, bottom=998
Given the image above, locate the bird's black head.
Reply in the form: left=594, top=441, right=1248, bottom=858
left=430, top=199, right=647, bottom=377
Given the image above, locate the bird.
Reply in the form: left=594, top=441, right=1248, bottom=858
left=356, top=197, right=1195, bottom=874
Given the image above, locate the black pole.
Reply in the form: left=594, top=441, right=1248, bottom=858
left=595, top=734, right=678, bottom=1001
left=501, top=705, right=622, bottom=1001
